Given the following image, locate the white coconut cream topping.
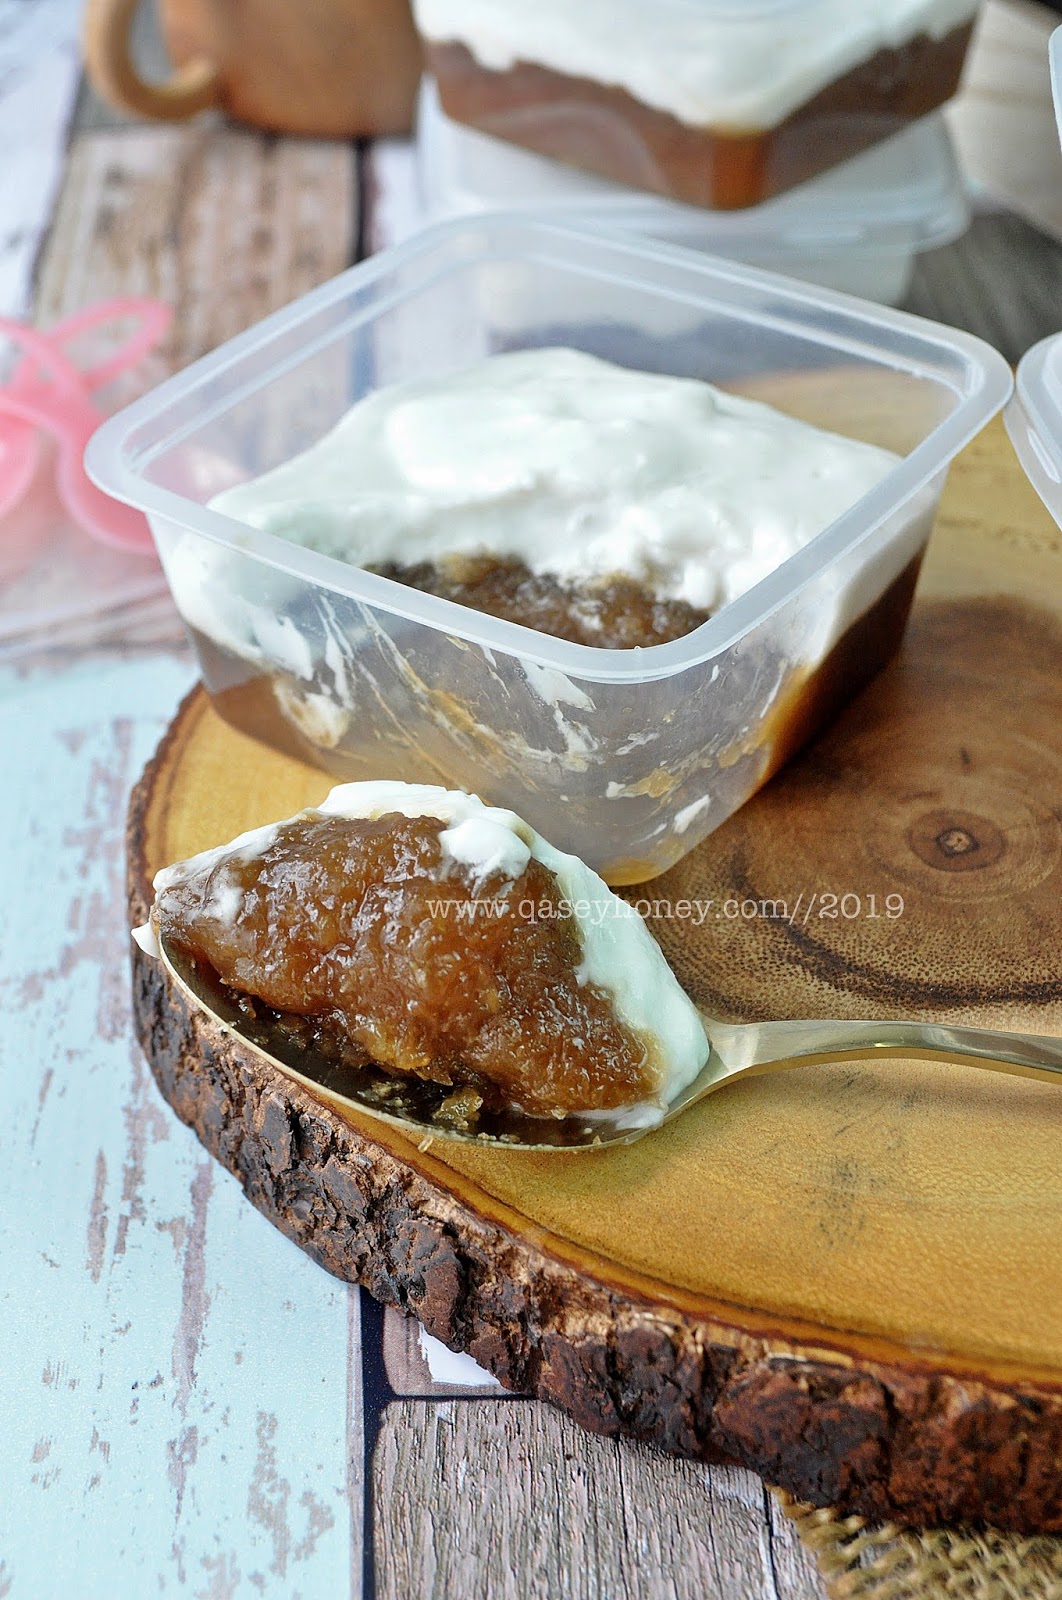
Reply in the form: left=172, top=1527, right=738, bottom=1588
left=133, top=779, right=710, bottom=1112
left=210, top=348, right=899, bottom=618
left=131, top=818, right=286, bottom=959
left=413, top=0, right=979, bottom=131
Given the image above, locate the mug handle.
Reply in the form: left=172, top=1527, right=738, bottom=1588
left=82, top=0, right=221, bottom=122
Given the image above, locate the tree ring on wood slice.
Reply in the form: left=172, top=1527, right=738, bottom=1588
left=125, top=419, right=1062, bottom=1533
left=906, top=808, right=1007, bottom=873
left=648, top=597, right=1062, bottom=1020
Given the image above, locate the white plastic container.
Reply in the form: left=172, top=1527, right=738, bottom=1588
left=86, top=217, right=1011, bottom=882
left=1006, top=28, right=1062, bottom=516
left=417, top=80, right=970, bottom=305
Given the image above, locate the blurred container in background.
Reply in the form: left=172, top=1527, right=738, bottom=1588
left=417, top=81, right=971, bottom=306
left=412, top=0, right=982, bottom=209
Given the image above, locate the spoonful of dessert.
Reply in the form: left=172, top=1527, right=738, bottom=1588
left=134, top=782, right=1062, bottom=1151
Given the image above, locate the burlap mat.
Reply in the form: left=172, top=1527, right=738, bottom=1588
left=775, top=1491, right=1062, bottom=1600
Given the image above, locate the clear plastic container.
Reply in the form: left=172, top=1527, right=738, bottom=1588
left=412, top=0, right=982, bottom=209
left=1005, top=27, right=1062, bottom=518
left=86, top=217, right=1011, bottom=882
left=417, top=81, right=971, bottom=306
left=1006, top=333, right=1062, bottom=525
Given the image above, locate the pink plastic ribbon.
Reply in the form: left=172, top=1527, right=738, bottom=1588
left=0, top=297, right=171, bottom=552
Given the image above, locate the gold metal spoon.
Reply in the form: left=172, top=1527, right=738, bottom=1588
left=159, top=931, right=1062, bottom=1152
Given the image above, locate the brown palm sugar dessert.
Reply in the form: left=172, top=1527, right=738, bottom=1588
left=412, top=1, right=979, bottom=208
left=140, top=782, right=711, bottom=1124
left=370, top=557, right=712, bottom=648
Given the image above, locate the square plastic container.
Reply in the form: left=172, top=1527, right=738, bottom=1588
left=411, top=0, right=982, bottom=209
left=86, top=217, right=1011, bottom=882
left=417, top=80, right=971, bottom=306
left=1006, top=27, right=1062, bottom=521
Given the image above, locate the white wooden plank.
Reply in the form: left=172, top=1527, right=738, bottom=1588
left=0, top=0, right=82, bottom=316
left=0, top=652, right=362, bottom=1598
left=364, top=138, right=424, bottom=254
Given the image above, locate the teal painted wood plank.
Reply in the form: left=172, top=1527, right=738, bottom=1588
left=0, top=652, right=362, bottom=1600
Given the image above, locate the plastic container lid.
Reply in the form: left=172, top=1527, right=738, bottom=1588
left=417, top=79, right=971, bottom=259
left=1005, top=27, right=1062, bottom=519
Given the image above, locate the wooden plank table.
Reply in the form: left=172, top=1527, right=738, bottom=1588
left=2, top=2, right=1062, bottom=1595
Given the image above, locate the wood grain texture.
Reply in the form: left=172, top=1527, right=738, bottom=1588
left=905, top=211, right=1062, bottom=366
left=374, top=1403, right=823, bottom=1600
left=126, top=855, right=1062, bottom=1534
left=34, top=122, right=357, bottom=370
left=14, top=118, right=357, bottom=659
left=0, top=95, right=369, bottom=1598
left=125, top=411, right=1062, bottom=1534
left=2, top=641, right=790, bottom=1595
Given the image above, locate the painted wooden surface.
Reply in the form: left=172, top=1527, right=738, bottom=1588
left=0, top=0, right=82, bottom=315
left=0, top=649, right=362, bottom=1597
left=3, top=2, right=1062, bottom=1595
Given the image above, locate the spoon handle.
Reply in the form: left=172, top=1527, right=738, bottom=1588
left=704, top=1017, right=1062, bottom=1088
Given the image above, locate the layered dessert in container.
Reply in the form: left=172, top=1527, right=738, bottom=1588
left=411, top=0, right=982, bottom=209
left=417, top=81, right=971, bottom=306
left=87, top=217, right=1011, bottom=883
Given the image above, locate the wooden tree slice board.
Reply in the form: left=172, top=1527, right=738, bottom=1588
left=127, top=414, right=1062, bottom=1533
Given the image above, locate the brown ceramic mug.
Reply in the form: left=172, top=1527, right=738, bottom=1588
left=82, top=0, right=423, bottom=136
